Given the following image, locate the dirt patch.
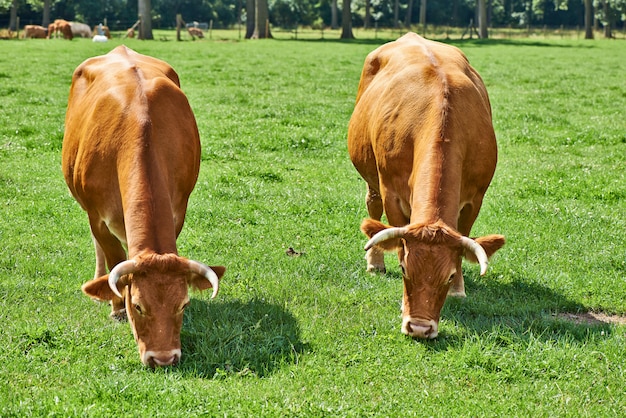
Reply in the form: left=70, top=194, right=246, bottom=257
left=555, top=312, right=626, bottom=326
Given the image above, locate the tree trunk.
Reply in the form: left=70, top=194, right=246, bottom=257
left=245, top=0, right=255, bottom=38
left=331, top=0, right=339, bottom=30
left=602, top=0, right=612, bottom=38
left=364, top=0, right=371, bottom=29
left=584, top=0, right=593, bottom=39
left=418, top=0, right=426, bottom=34
left=138, top=0, right=154, bottom=40
left=393, top=0, right=399, bottom=28
left=340, top=0, right=354, bottom=38
left=251, top=0, right=272, bottom=38
left=478, top=0, right=488, bottom=38
left=42, top=0, right=51, bottom=27
left=9, top=0, right=18, bottom=31
left=404, top=0, right=414, bottom=28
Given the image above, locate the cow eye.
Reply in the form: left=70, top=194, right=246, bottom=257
left=399, top=263, right=406, bottom=275
left=448, top=272, right=456, bottom=284
left=134, top=304, right=143, bottom=315
left=181, top=301, right=190, bottom=312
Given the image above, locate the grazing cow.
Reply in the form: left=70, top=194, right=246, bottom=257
left=23, top=25, right=47, bottom=39
left=93, top=24, right=111, bottom=38
left=348, top=33, right=505, bottom=339
left=49, top=19, right=73, bottom=39
left=62, top=45, right=226, bottom=367
left=70, top=21, right=92, bottom=38
left=187, top=27, right=205, bottom=39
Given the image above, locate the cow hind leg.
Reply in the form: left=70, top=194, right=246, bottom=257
left=449, top=201, right=482, bottom=297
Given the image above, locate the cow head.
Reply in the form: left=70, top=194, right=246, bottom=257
left=361, top=219, right=504, bottom=339
left=81, top=253, right=225, bottom=367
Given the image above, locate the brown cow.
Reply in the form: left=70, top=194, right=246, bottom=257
left=348, top=33, right=505, bottom=339
left=187, top=27, right=205, bottom=39
left=23, top=25, right=47, bottom=39
left=93, top=24, right=111, bottom=38
left=49, top=19, right=73, bottom=39
left=62, top=45, right=225, bottom=367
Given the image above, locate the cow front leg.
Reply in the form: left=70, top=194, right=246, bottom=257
left=448, top=259, right=466, bottom=298
left=365, top=185, right=386, bottom=272
left=89, top=217, right=128, bottom=320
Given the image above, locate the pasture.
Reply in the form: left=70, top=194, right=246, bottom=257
left=1, top=34, right=625, bottom=415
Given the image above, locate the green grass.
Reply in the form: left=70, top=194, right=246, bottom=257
left=1, top=34, right=625, bottom=416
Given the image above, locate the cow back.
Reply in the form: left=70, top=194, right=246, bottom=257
left=62, top=45, right=200, bottom=252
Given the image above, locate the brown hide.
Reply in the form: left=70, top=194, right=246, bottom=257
left=348, top=33, right=504, bottom=339
left=51, top=19, right=73, bottom=39
left=62, top=45, right=225, bottom=367
left=92, top=25, right=111, bottom=38
left=23, top=25, right=47, bottom=39
left=187, top=27, right=205, bottom=39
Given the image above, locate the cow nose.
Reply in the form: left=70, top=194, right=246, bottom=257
left=402, top=318, right=439, bottom=339
left=143, top=349, right=181, bottom=367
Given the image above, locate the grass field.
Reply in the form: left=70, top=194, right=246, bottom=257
left=0, top=33, right=625, bottom=416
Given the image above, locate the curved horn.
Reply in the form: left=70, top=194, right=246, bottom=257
left=108, top=259, right=137, bottom=298
left=460, top=237, right=489, bottom=276
left=188, top=260, right=220, bottom=299
left=364, top=227, right=408, bottom=251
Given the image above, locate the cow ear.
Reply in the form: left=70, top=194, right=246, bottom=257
left=189, top=266, right=226, bottom=291
left=82, top=275, right=118, bottom=301
left=360, top=218, right=404, bottom=251
left=463, top=234, right=505, bottom=263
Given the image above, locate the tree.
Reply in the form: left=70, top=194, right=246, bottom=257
left=404, top=0, right=414, bottom=27
left=393, top=0, right=399, bottom=27
left=9, top=0, right=18, bottom=30
left=331, top=0, right=338, bottom=28
left=340, top=0, right=353, bottom=37
left=584, top=0, right=594, bottom=38
left=247, top=0, right=272, bottom=38
left=478, top=0, right=488, bottom=38
left=418, top=0, right=426, bottom=33
left=138, top=0, right=153, bottom=39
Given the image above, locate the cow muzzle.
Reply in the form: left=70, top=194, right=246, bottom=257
left=142, top=349, right=182, bottom=368
left=402, top=318, right=438, bottom=339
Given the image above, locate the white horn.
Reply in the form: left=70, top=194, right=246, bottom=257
left=364, top=227, right=408, bottom=251
left=460, top=237, right=489, bottom=276
left=108, top=259, right=137, bottom=298
left=188, top=260, right=220, bottom=299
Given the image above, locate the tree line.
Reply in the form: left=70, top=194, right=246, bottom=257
left=2, top=0, right=624, bottom=39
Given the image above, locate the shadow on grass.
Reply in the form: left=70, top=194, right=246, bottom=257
left=177, top=298, right=309, bottom=378
left=420, top=272, right=615, bottom=352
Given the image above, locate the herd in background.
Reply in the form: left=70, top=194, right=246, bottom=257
left=22, top=18, right=206, bottom=40
left=22, top=19, right=114, bottom=40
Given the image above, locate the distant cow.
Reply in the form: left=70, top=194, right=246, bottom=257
left=93, top=24, right=111, bottom=39
left=187, top=27, right=204, bottom=39
left=23, top=25, right=47, bottom=39
left=62, top=45, right=226, bottom=367
left=48, top=19, right=73, bottom=39
left=348, top=33, right=505, bottom=339
left=70, top=21, right=92, bottom=38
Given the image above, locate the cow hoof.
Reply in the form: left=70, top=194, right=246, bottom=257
left=110, top=308, right=127, bottom=322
